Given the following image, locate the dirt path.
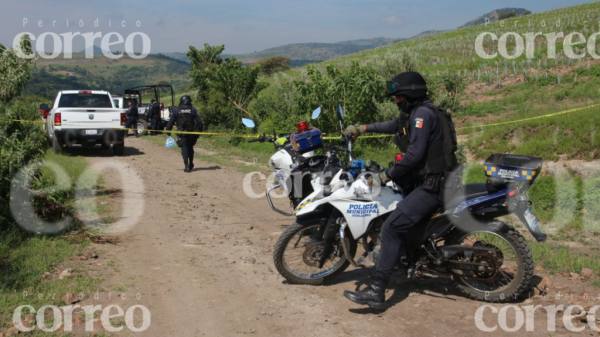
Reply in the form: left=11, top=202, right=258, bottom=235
left=81, top=138, right=592, bottom=337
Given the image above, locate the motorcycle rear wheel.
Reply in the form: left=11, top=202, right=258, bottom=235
left=449, top=222, right=534, bottom=303
left=273, top=222, right=357, bottom=285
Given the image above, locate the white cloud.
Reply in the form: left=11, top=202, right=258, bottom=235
left=383, top=15, right=403, bottom=26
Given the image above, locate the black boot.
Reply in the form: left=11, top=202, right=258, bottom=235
left=344, top=276, right=387, bottom=309
left=188, top=162, right=194, bottom=172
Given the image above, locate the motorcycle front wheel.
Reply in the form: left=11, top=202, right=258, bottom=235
left=273, top=223, right=357, bottom=285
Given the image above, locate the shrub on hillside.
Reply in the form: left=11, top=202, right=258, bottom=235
left=0, top=96, right=48, bottom=230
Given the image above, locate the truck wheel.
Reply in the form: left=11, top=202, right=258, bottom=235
left=52, top=137, right=63, bottom=154
left=112, top=142, right=125, bottom=156
left=137, top=120, right=148, bottom=136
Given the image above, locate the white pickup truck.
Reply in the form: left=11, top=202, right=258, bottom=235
left=41, top=90, right=127, bottom=155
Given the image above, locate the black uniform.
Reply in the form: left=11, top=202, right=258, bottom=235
left=150, top=102, right=161, bottom=135
left=366, top=99, right=443, bottom=281
left=125, top=104, right=139, bottom=137
left=166, top=105, right=203, bottom=169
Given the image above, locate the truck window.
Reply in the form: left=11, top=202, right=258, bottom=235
left=113, top=99, right=121, bottom=108
left=58, top=94, right=113, bottom=108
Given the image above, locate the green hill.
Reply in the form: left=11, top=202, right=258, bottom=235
left=25, top=53, right=191, bottom=99
left=258, top=1, right=600, bottom=162
left=162, top=38, right=403, bottom=66
left=231, top=37, right=402, bottom=63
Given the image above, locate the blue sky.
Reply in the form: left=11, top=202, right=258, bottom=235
left=0, top=0, right=595, bottom=54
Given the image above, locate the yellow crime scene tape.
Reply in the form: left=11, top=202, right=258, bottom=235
left=459, top=103, right=600, bottom=130
left=9, top=102, right=600, bottom=139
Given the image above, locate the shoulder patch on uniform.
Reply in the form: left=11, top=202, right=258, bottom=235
left=415, top=118, right=424, bottom=129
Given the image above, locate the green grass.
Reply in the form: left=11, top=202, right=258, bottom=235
left=41, top=151, right=101, bottom=190
left=0, top=151, right=104, bottom=325
left=530, top=240, right=600, bottom=276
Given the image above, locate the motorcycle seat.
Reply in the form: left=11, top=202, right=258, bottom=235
left=444, top=183, right=489, bottom=210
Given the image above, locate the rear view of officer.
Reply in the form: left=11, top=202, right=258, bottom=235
left=149, top=99, right=161, bottom=135
left=166, top=95, right=203, bottom=172
left=125, top=99, right=139, bottom=138
left=343, top=71, right=458, bottom=308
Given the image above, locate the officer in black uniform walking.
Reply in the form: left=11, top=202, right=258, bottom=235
left=343, top=71, right=458, bottom=308
left=125, top=99, right=139, bottom=138
left=165, top=95, right=203, bottom=172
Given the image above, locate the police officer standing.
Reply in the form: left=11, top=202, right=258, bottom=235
left=149, top=99, right=161, bottom=135
left=166, top=95, right=203, bottom=172
left=343, top=71, right=458, bottom=308
left=125, top=99, right=139, bottom=138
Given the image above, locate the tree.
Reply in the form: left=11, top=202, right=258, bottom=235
left=256, top=56, right=291, bottom=75
left=186, top=44, right=225, bottom=102
left=187, top=44, right=267, bottom=130
left=208, top=57, right=267, bottom=120
left=293, top=63, right=385, bottom=130
left=0, top=35, right=35, bottom=103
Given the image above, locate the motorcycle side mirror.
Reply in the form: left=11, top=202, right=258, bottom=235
left=242, top=118, right=256, bottom=128
left=336, top=103, right=344, bottom=122
left=311, top=107, right=322, bottom=120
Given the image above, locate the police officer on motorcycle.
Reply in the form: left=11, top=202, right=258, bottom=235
left=165, top=95, right=203, bottom=172
left=343, top=71, right=458, bottom=308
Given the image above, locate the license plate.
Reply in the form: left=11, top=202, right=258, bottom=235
left=85, top=130, right=98, bottom=135
left=524, top=208, right=538, bottom=231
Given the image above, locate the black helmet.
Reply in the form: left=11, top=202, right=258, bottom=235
left=179, top=95, right=192, bottom=106
left=150, top=98, right=156, bottom=103
left=386, top=71, right=428, bottom=100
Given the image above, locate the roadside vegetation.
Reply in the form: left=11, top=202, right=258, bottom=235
left=1, top=37, right=106, bottom=327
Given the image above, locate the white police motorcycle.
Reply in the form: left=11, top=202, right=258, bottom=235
left=273, top=105, right=546, bottom=303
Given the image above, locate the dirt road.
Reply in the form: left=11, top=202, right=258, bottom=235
left=81, top=138, right=592, bottom=337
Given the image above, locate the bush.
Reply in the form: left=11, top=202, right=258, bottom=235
left=0, top=36, right=35, bottom=102
left=361, top=50, right=421, bottom=81
left=0, top=95, right=48, bottom=230
left=256, top=56, right=291, bottom=75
